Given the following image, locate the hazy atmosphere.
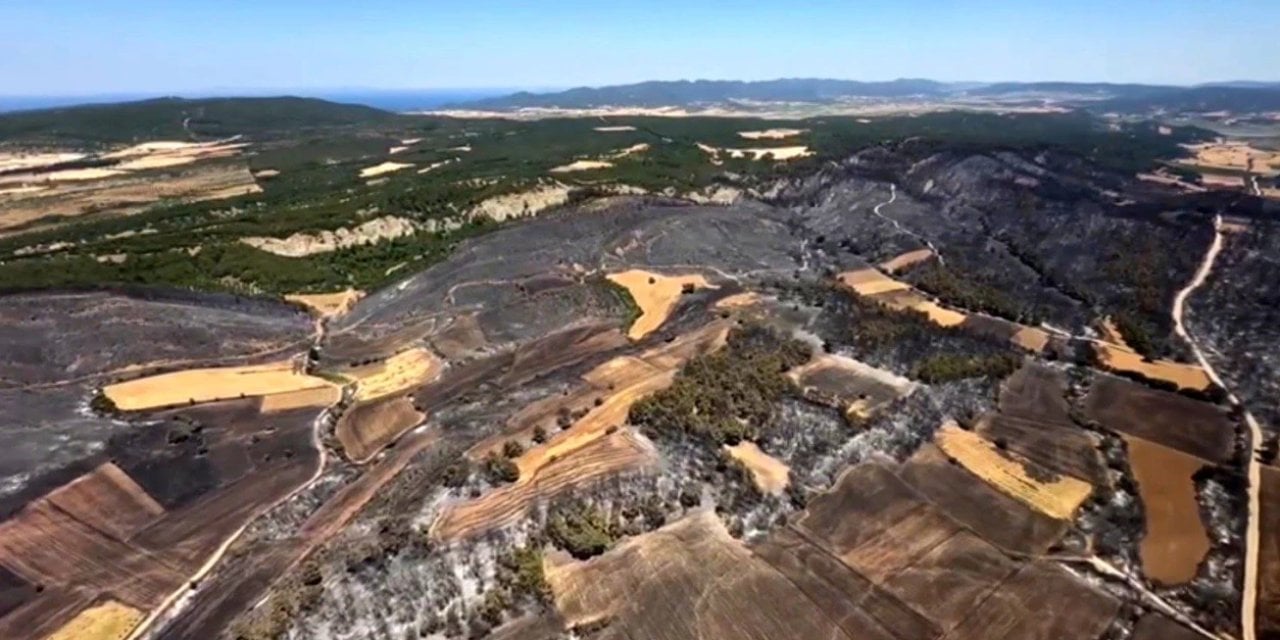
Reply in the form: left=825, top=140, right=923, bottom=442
left=2, top=0, right=1278, bottom=96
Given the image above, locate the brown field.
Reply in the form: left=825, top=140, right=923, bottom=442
left=284, top=289, right=363, bottom=318
left=0, top=163, right=259, bottom=236
left=1132, top=613, right=1204, bottom=640
left=334, top=395, right=425, bottom=463
left=44, top=463, right=166, bottom=542
left=787, top=353, right=914, bottom=419
left=340, top=347, right=443, bottom=402
left=1011, top=326, right=1050, bottom=352
left=606, top=269, right=714, bottom=339
left=879, top=248, right=934, bottom=273
left=724, top=441, right=790, bottom=495
left=45, top=600, right=144, bottom=640
left=934, top=423, right=1093, bottom=520
left=1083, top=375, right=1235, bottom=464
left=103, top=360, right=336, bottom=411
left=1255, top=466, right=1280, bottom=636
left=431, top=428, right=657, bottom=541
left=1124, top=435, right=1210, bottom=586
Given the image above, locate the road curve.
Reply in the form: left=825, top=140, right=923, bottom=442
left=1171, top=214, right=1263, bottom=640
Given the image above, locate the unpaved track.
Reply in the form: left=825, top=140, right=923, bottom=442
left=1171, top=214, right=1262, bottom=640
left=870, top=184, right=945, bottom=265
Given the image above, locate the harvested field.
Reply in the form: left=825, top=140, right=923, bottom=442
left=738, top=128, right=807, bottom=139
left=879, top=248, right=933, bottom=273
left=724, top=441, right=790, bottom=495
left=45, top=599, right=143, bottom=640
left=545, top=511, right=859, bottom=639
left=1094, top=342, right=1210, bottom=390
left=341, top=347, right=443, bottom=402
left=607, top=269, right=714, bottom=339
left=838, top=267, right=911, bottom=296
left=1179, top=141, right=1280, bottom=176
left=334, top=395, right=424, bottom=462
left=934, top=423, right=1092, bottom=520
left=0, top=164, right=260, bottom=235
left=431, top=428, right=656, bottom=541
left=1132, top=613, right=1204, bottom=640
left=102, top=360, right=336, bottom=411
left=1124, top=435, right=1210, bottom=585
left=284, top=289, right=363, bottom=318
left=943, top=561, right=1119, bottom=640
left=787, top=353, right=915, bottom=419
left=43, top=463, right=165, bottom=541
left=1083, top=375, right=1235, bottom=463
left=258, top=385, right=340, bottom=413
left=549, top=160, right=613, bottom=173
left=357, top=161, right=413, bottom=178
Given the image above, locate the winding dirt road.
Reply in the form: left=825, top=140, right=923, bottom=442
left=870, top=184, right=946, bottom=265
left=1171, top=214, right=1263, bottom=640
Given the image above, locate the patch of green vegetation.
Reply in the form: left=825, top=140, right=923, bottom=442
left=482, top=452, right=519, bottom=484
left=497, top=545, right=550, bottom=602
left=629, top=324, right=811, bottom=444
left=546, top=501, right=619, bottom=559
left=595, top=275, right=642, bottom=334
left=906, top=262, right=1041, bottom=324
left=911, top=353, right=1022, bottom=383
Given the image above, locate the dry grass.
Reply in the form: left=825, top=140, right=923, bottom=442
left=878, top=248, right=934, bottom=273
left=1125, top=435, right=1210, bottom=585
left=713, top=292, right=764, bottom=310
left=103, top=360, right=336, bottom=411
left=725, top=441, right=790, bottom=495
left=1011, top=326, right=1051, bottom=352
left=44, top=600, right=144, bottom=640
left=935, top=423, right=1093, bottom=520
left=341, top=347, right=443, bottom=402
left=1181, top=141, right=1280, bottom=177
left=358, top=161, right=414, bottom=178
left=607, top=269, right=715, bottom=339
left=285, top=288, right=363, bottom=318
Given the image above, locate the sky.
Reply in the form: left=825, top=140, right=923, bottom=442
left=1, top=0, right=1277, bottom=96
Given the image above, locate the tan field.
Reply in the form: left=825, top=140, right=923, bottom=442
left=549, top=160, right=614, bottom=173
left=935, top=423, right=1093, bottom=520
left=1124, top=435, right=1210, bottom=585
left=837, top=268, right=911, bottom=296
left=103, top=360, right=337, bottom=411
left=713, top=291, right=764, bottom=310
left=1200, top=174, right=1246, bottom=188
left=738, top=128, right=807, bottom=140
left=788, top=352, right=916, bottom=419
left=0, top=167, right=125, bottom=183
left=0, top=151, right=86, bottom=173
left=1012, top=326, right=1051, bottom=352
left=725, top=441, right=790, bottom=495
left=1181, top=141, right=1280, bottom=177
left=879, top=248, right=934, bottom=273
left=1095, top=319, right=1210, bottom=390
left=336, top=396, right=425, bottom=462
left=358, top=161, right=413, bottom=178
left=607, top=269, right=715, bottom=339
left=341, top=347, right=443, bottom=402
left=258, top=385, right=342, bottom=413
left=285, top=288, right=364, bottom=318
left=45, top=600, right=144, bottom=640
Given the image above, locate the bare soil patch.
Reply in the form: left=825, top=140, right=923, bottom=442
left=549, top=160, right=613, bottom=173
left=357, top=161, right=413, bottom=178
left=607, top=269, right=714, bottom=339
left=1083, top=375, right=1234, bottom=463
left=878, top=248, right=934, bottom=273
left=334, top=395, right=425, bottom=463
left=738, top=128, right=807, bottom=140
left=240, top=216, right=416, bottom=257
left=724, top=441, right=790, bottom=495
left=787, top=353, right=915, bottom=419
left=285, top=289, right=363, bottom=318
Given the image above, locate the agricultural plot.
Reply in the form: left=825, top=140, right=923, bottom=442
left=1124, top=435, right=1210, bottom=585
left=1256, top=466, right=1280, bottom=636
left=787, top=352, right=915, bottom=419
left=606, top=269, right=715, bottom=339
left=102, top=360, right=336, bottom=411
left=724, top=441, right=790, bottom=495
left=1083, top=375, right=1235, bottom=464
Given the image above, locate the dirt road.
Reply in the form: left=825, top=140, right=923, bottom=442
left=1171, top=214, right=1263, bottom=640
left=870, top=183, right=946, bottom=265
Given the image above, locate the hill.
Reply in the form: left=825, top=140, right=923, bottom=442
left=451, top=78, right=951, bottom=109
left=0, top=96, right=399, bottom=143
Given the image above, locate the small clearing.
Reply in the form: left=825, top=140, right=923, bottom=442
left=725, top=441, right=790, bottom=495
left=285, top=288, right=364, bottom=318
left=241, top=216, right=416, bottom=257
left=594, top=126, right=636, bottom=132
left=103, top=360, right=337, bottom=411
left=879, top=248, right=934, bottom=273
left=606, top=269, right=715, bottom=339
left=697, top=143, right=812, bottom=161
left=358, top=161, right=414, bottom=178
left=468, top=183, right=571, bottom=221
left=417, top=158, right=457, bottom=174
left=738, top=128, right=807, bottom=139
left=838, top=268, right=911, bottom=296
left=935, top=422, right=1093, bottom=520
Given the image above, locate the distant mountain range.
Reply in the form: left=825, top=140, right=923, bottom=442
left=449, top=78, right=1280, bottom=114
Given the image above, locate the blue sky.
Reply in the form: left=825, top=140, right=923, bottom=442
left=1, top=1, right=1276, bottom=95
